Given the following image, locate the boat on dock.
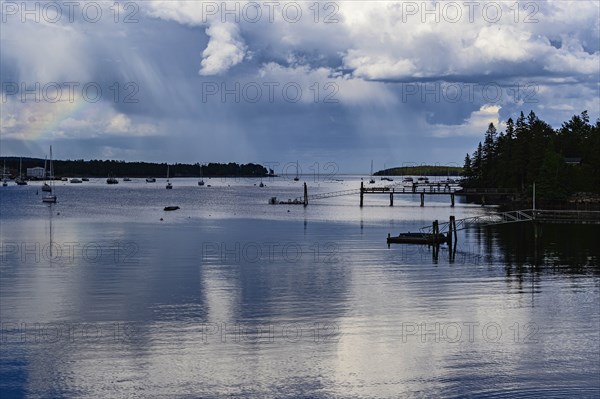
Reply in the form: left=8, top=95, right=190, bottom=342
left=387, top=232, right=449, bottom=245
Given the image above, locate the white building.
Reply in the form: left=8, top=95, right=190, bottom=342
left=27, top=167, right=45, bottom=179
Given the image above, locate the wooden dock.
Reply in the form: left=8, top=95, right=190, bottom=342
left=359, top=181, right=519, bottom=207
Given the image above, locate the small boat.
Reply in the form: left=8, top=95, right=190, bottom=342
left=387, top=232, right=449, bottom=245
left=81, top=178, right=89, bottom=182
left=380, top=177, right=394, bottom=181
left=61, top=177, right=68, bottom=182
left=164, top=206, right=180, bottom=211
left=42, top=146, right=57, bottom=203
left=259, top=180, right=265, bottom=187
left=106, top=176, right=119, bottom=184
left=70, top=178, right=82, bottom=183
left=293, top=160, right=300, bottom=181
left=146, top=177, right=156, bottom=183
left=402, top=177, right=413, bottom=183
left=123, top=177, right=131, bottom=182
left=369, top=160, right=375, bottom=184
left=417, top=176, right=428, bottom=182
left=166, top=166, right=172, bottom=189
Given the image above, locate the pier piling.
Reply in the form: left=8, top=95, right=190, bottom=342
left=420, top=192, right=425, bottom=207
left=360, top=181, right=364, bottom=207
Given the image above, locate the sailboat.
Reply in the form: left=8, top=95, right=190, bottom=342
left=198, top=164, right=205, bottom=186
left=380, top=163, right=393, bottom=181
left=293, top=160, right=299, bottom=181
left=42, top=155, right=52, bottom=192
left=42, top=146, right=57, bottom=203
left=2, top=160, right=8, bottom=186
left=369, top=160, right=375, bottom=184
left=106, top=174, right=119, bottom=184
left=166, top=165, right=172, bottom=189
left=15, top=158, right=27, bottom=185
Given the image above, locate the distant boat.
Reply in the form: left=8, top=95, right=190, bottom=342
left=198, top=164, right=205, bottom=186
left=123, top=177, right=131, bottom=182
left=106, top=175, right=118, bottom=184
left=146, top=177, right=156, bottom=183
left=82, top=178, right=89, bottom=182
left=293, top=160, right=299, bottom=181
left=61, top=177, right=68, bottom=182
left=259, top=181, right=265, bottom=187
left=164, top=206, right=179, bottom=211
left=42, top=146, right=57, bottom=203
left=15, top=158, right=27, bottom=185
left=70, top=178, right=82, bottom=183
left=369, top=160, right=375, bottom=184
left=166, top=166, right=172, bottom=189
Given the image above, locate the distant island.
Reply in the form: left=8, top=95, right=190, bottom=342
left=0, top=158, right=271, bottom=179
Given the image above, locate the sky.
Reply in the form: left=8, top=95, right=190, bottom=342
left=1, top=0, right=599, bottom=173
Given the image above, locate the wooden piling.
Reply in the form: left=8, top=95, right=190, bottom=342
left=360, top=181, right=364, bottom=207
left=420, top=192, right=425, bottom=207
left=389, top=192, right=393, bottom=206
left=451, top=193, right=455, bottom=207
left=303, top=182, right=308, bottom=207
left=451, top=215, right=457, bottom=243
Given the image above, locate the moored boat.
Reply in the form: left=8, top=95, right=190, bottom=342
left=387, top=232, right=449, bottom=245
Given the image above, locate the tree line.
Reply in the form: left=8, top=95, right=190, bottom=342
left=0, top=158, right=270, bottom=178
left=462, top=110, right=600, bottom=200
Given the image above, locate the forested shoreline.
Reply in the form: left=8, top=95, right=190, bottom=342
left=462, top=111, right=600, bottom=201
left=0, top=158, right=270, bottom=178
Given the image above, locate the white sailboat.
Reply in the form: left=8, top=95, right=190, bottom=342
left=369, top=160, right=375, bottom=184
left=42, top=146, right=57, bottom=203
left=42, top=155, right=52, bottom=192
left=166, top=165, right=172, bottom=189
left=198, top=164, right=205, bottom=186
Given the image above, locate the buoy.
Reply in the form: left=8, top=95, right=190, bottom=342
left=160, top=218, right=163, bottom=221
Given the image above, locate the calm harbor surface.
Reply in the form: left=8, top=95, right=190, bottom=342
left=1, top=177, right=599, bottom=398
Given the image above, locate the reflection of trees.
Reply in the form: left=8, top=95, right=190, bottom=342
left=489, top=223, right=600, bottom=276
